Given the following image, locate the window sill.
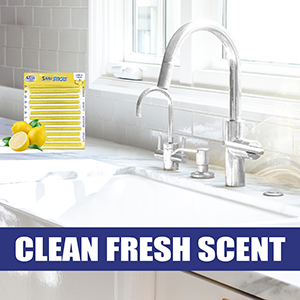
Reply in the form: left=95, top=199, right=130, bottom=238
left=88, top=76, right=300, bottom=122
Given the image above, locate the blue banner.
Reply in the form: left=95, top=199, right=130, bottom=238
left=0, top=227, right=298, bottom=270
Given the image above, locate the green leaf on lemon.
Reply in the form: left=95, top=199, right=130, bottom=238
left=29, top=119, right=42, bottom=128
left=28, top=144, right=43, bottom=152
left=2, top=136, right=11, bottom=146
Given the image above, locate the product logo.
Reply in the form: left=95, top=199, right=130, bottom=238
left=24, top=75, right=37, bottom=82
left=41, top=75, right=67, bottom=81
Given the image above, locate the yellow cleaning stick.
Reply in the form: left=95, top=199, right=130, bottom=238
left=30, top=116, right=81, bottom=120
left=31, top=89, right=80, bottom=94
left=46, top=138, right=81, bottom=142
left=29, top=100, right=80, bottom=104
left=31, top=111, right=81, bottom=115
left=30, top=106, right=80, bottom=109
left=44, top=143, right=82, bottom=147
left=30, top=85, right=79, bottom=88
left=41, top=122, right=81, bottom=125
left=30, top=95, right=80, bottom=99
left=47, top=132, right=80, bottom=136
left=45, top=127, right=82, bottom=131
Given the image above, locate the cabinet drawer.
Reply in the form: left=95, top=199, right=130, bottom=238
left=156, top=272, right=256, bottom=300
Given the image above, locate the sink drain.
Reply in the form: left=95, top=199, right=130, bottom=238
left=263, top=191, right=284, bottom=197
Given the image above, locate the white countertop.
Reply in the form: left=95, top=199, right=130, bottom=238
left=1, top=117, right=300, bottom=299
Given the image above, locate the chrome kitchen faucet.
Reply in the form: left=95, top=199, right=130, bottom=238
left=136, top=87, right=188, bottom=171
left=136, top=19, right=264, bottom=187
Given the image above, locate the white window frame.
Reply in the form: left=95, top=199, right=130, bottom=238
left=89, top=0, right=300, bottom=102
left=205, top=0, right=300, bottom=97
left=124, top=0, right=166, bottom=65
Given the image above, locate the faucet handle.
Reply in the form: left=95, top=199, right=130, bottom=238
left=222, top=139, right=264, bottom=160
left=180, top=136, right=186, bottom=149
left=157, top=132, right=163, bottom=150
left=154, top=132, right=164, bottom=160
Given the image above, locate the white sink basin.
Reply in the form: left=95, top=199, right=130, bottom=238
left=0, top=174, right=290, bottom=227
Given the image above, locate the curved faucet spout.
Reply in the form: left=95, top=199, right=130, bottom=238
left=157, top=19, right=241, bottom=122
left=136, top=87, right=174, bottom=144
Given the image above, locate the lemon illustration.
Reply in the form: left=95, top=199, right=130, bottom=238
left=11, top=121, right=32, bottom=135
left=9, top=132, right=29, bottom=152
left=74, top=80, right=84, bottom=85
left=28, top=125, right=47, bottom=147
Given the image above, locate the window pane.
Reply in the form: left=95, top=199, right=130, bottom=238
left=133, top=0, right=158, bottom=55
left=165, top=0, right=181, bottom=47
left=226, top=0, right=300, bottom=65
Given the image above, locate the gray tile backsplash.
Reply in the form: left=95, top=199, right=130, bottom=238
left=0, top=1, right=87, bottom=89
left=16, top=6, right=33, bottom=25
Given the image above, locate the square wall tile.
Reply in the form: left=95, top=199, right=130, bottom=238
left=0, top=26, right=5, bottom=46
left=86, top=116, right=102, bottom=139
left=127, top=125, right=152, bottom=150
left=81, top=0, right=88, bottom=6
left=256, top=122, right=293, bottom=155
left=52, top=8, right=70, bottom=28
left=34, top=7, right=51, bottom=27
left=17, top=7, right=33, bottom=26
left=294, top=129, right=300, bottom=156
left=87, top=95, right=114, bottom=120
left=0, top=95, right=14, bottom=118
left=42, top=0, right=60, bottom=5
left=174, top=109, right=193, bottom=135
left=6, top=26, right=22, bottom=47
left=8, top=0, right=24, bottom=5
left=0, top=66, right=14, bottom=87
left=0, top=0, right=7, bottom=4
left=102, top=90, right=126, bottom=101
left=23, top=48, right=38, bottom=69
left=62, top=0, right=80, bottom=6
left=23, top=27, right=39, bottom=49
left=208, top=140, right=225, bottom=167
left=58, top=51, right=77, bottom=72
left=14, top=67, right=30, bottom=90
left=41, top=28, right=58, bottom=50
left=79, top=30, right=87, bottom=53
left=71, top=8, right=88, bottom=29
left=13, top=98, right=24, bottom=120
left=77, top=52, right=85, bottom=72
left=40, top=50, right=57, bottom=71
left=242, top=120, right=258, bottom=140
left=0, top=47, right=4, bottom=65
left=103, top=120, right=127, bottom=145
left=6, top=47, right=21, bottom=67
left=113, top=100, right=137, bottom=126
left=193, top=113, right=223, bottom=141
left=1, top=7, right=15, bottom=25
left=136, top=104, right=168, bottom=132
left=25, top=0, right=41, bottom=5
left=59, top=29, right=79, bottom=52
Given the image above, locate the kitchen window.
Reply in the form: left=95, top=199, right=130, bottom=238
left=225, top=0, right=300, bottom=66
left=124, top=0, right=181, bottom=65
left=90, top=0, right=300, bottom=99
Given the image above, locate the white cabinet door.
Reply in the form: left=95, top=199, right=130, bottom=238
left=0, top=271, right=115, bottom=300
left=156, top=271, right=256, bottom=300
left=117, top=271, right=156, bottom=300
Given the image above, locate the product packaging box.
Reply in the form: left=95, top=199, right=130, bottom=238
left=24, top=73, right=85, bottom=149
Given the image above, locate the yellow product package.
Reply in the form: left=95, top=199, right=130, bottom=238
left=24, top=73, right=85, bottom=149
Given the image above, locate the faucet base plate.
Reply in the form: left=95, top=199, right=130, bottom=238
left=191, top=171, right=214, bottom=179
